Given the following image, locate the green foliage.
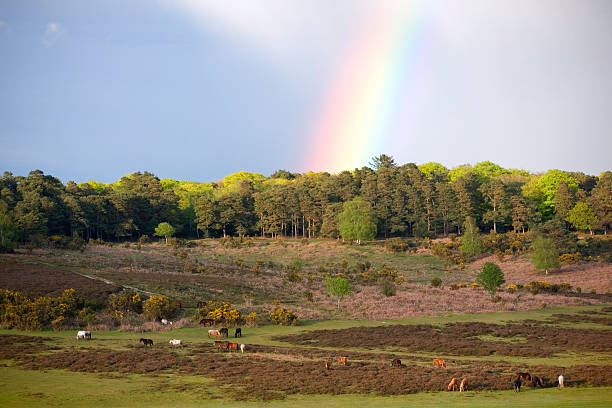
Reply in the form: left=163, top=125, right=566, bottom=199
left=154, top=222, right=175, bottom=244
left=523, top=170, right=579, bottom=219
left=477, top=262, right=505, bottom=299
left=430, top=277, right=442, bottom=287
left=566, top=202, right=598, bottom=233
left=530, top=235, right=560, bottom=274
left=142, top=295, right=176, bottom=321
left=324, top=276, right=353, bottom=309
left=459, top=216, right=485, bottom=256
left=418, top=162, right=449, bottom=180
left=269, top=306, right=298, bottom=325
left=339, top=197, right=377, bottom=243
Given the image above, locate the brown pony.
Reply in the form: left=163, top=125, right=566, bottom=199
left=448, top=377, right=457, bottom=391
left=391, top=358, right=402, bottom=367
left=227, top=343, right=239, bottom=352
left=518, top=372, right=532, bottom=383
left=214, top=340, right=229, bottom=351
left=324, top=360, right=330, bottom=370
left=433, top=358, right=446, bottom=368
left=338, top=356, right=347, bottom=366
left=459, top=377, right=468, bottom=392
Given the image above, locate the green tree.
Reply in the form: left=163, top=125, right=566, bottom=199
left=0, top=210, right=17, bottom=252
left=477, top=262, right=505, bottom=299
left=522, top=170, right=579, bottom=220
left=566, top=202, right=597, bottom=234
left=324, top=276, right=353, bottom=309
left=154, top=222, right=175, bottom=244
left=460, top=216, right=485, bottom=256
left=530, top=235, right=560, bottom=274
left=554, top=182, right=575, bottom=221
left=589, top=172, right=612, bottom=234
left=480, top=179, right=509, bottom=233
left=339, top=197, right=377, bottom=243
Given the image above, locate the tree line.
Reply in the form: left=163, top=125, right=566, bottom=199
left=1, top=155, right=610, bottom=250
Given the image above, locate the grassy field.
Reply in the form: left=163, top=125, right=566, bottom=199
left=2, top=305, right=612, bottom=407
left=2, top=366, right=611, bottom=408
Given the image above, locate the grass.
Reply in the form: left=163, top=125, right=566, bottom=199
left=1, top=366, right=611, bottom=408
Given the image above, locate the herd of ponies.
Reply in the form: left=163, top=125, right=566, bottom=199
left=76, top=328, right=567, bottom=393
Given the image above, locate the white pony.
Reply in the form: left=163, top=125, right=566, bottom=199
left=558, top=375, right=564, bottom=388
left=240, top=344, right=246, bottom=353
left=76, top=331, right=91, bottom=340
left=169, top=339, right=182, bottom=346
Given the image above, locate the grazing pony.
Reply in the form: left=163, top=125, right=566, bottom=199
left=169, top=339, right=182, bottom=346
left=338, top=356, right=347, bottom=366
left=220, top=327, right=229, bottom=338
left=208, top=329, right=221, bottom=339
left=214, top=341, right=229, bottom=351
left=161, top=319, right=172, bottom=325
left=513, top=378, right=522, bottom=392
left=324, top=360, right=330, bottom=370
left=235, top=327, right=242, bottom=338
left=240, top=344, right=246, bottom=354
left=558, top=375, right=564, bottom=388
left=517, top=372, right=532, bottom=383
left=459, top=378, right=467, bottom=392
left=139, top=338, right=154, bottom=347
left=532, top=375, right=544, bottom=388
left=391, top=359, right=402, bottom=367
left=76, top=331, right=91, bottom=340
left=433, top=358, right=446, bottom=368
left=227, top=343, right=239, bottom=352
left=448, top=377, right=457, bottom=391
left=199, top=318, right=214, bottom=326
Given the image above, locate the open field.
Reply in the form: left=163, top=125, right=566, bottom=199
left=2, top=240, right=612, bottom=406
left=1, top=306, right=612, bottom=406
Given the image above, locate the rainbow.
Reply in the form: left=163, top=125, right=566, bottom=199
left=303, top=1, right=429, bottom=173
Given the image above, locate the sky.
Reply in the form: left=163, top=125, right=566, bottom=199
left=1, top=0, right=611, bottom=184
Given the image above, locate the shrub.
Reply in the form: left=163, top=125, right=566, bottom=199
left=559, top=252, right=581, bottom=265
left=384, top=238, right=409, bottom=253
left=108, top=289, right=142, bottom=314
left=0, top=288, right=84, bottom=330
left=430, top=277, right=442, bottom=287
left=195, top=300, right=243, bottom=325
left=524, top=281, right=573, bottom=295
left=379, top=280, right=396, bottom=297
left=143, top=296, right=176, bottom=321
left=506, top=284, right=518, bottom=294
left=269, top=307, right=298, bottom=325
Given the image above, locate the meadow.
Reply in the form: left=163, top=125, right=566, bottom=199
left=1, top=306, right=612, bottom=407
left=1, top=239, right=612, bottom=406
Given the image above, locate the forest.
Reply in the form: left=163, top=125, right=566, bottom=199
left=0, top=155, right=610, bottom=251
